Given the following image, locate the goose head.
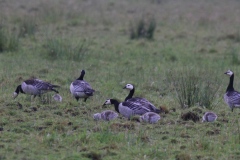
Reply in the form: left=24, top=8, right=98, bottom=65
left=103, top=99, right=112, bottom=105
left=93, top=113, right=101, bottom=121
left=123, top=84, right=134, bottom=90
left=202, top=116, right=206, bottom=122
left=224, top=70, right=233, bottom=76
left=13, top=85, right=22, bottom=99
left=13, top=92, right=18, bottom=99
left=81, top=70, right=85, bottom=75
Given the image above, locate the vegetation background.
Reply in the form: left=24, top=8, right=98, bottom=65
left=1, top=0, right=240, bottom=159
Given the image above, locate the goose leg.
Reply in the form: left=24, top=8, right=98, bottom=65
left=84, top=98, right=88, bottom=102
left=75, top=97, right=79, bottom=102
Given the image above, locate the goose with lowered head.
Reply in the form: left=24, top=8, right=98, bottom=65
left=13, top=79, right=60, bottom=99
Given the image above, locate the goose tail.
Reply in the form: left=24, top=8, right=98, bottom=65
left=155, top=109, right=162, bottom=113
left=52, top=85, right=60, bottom=88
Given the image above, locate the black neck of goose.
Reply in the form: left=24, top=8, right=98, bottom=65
left=111, top=99, right=120, bottom=113
left=15, top=85, right=25, bottom=94
left=125, top=88, right=135, bottom=101
left=227, top=74, right=234, bottom=92
left=77, top=73, right=85, bottom=80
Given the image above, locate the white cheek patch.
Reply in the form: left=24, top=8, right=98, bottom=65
left=13, top=92, right=18, bottom=99
left=104, top=100, right=111, bottom=105
left=126, top=84, right=134, bottom=90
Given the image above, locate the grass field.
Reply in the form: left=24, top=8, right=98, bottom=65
left=1, top=0, right=240, bottom=159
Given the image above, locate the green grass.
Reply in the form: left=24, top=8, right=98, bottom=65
left=1, top=0, right=240, bottom=159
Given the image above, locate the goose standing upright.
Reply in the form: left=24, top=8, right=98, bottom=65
left=70, top=70, right=95, bottom=102
left=123, top=84, right=162, bottom=114
left=13, top=79, right=60, bottom=99
left=224, top=70, right=240, bottom=112
left=103, top=99, right=154, bottom=119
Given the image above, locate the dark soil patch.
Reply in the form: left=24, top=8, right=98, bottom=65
left=181, top=111, right=200, bottom=122
left=16, top=119, right=24, bottom=122
left=159, top=106, right=169, bottom=114
left=206, top=129, right=220, bottom=135
left=175, top=153, right=191, bottom=160
left=99, top=143, right=118, bottom=150
left=158, top=131, right=169, bottom=134
left=221, top=118, right=229, bottom=123
left=82, top=151, right=102, bottom=160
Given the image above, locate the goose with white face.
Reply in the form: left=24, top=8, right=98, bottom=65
left=103, top=99, right=111, bottom=105
left=123, top=84, right=134, bottom=90
left=225, top=70, right=233, bottom=76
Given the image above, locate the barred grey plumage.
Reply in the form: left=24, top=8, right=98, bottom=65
left=103, top=99, right=154, bottom=119
left=224, top=70, right=240, bottom=112
left=93, top=110, right=118, bottom=121
left=123, top=84, right=162, bottom=113
left=13, top=79, right=60, bottom=99
left=202, top=112, right=217, bottom=122
left=140, top=112, right=161, bottom=124
left=70, top=70, right=95, bottom=102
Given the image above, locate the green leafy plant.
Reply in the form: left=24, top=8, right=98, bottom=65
left=130, top=16, right=156, bottom=40
left=167, top=68, right=221, bottom=109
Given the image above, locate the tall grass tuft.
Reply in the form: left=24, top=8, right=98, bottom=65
left=43, top=37, right=91, bottom=61
left=230, top=48, right=240, bottom=65
left=18, top=16, right=37, bottom=37
left=167, top=68, right=221, bottom=109
left=0, top=26, right=19, bottom=52
left=130, top=16, right=156, bottom=40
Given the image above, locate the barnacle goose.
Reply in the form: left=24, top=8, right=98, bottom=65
left=52, top=94, right=62, bottom=102
left=224, top=70, right=240, bottom=112
left=103, top=99, right=154, bottom=119
left=70, top=70, right=95, bottom=102
left=93, top=110, right=118, bottom=121
left=202, top=112, right=217, bottom=122
left=13, top=79, right=60, bottom=99
left=123, top=84, right=162, bottom=114
left=140, top=112, right=161, bottom=124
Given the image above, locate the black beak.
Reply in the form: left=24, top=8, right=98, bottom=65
left=224, top=72, right=228, bottom=74
left=103, top=103, right=106, bottom=106
left=123, top=86, right=126, bottom=89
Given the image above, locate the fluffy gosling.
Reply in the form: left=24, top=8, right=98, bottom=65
left=93, top=110, right=118, bottom=121
left=140, top=112, right=160, bottom=124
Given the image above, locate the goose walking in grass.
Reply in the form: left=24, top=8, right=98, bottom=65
left=202, top=112, right=217, bottom=122
left=123, top=84, right=162, bottom=114
left=224, top=70, right=240, bottom=112
left=103, top=99, right=154, bottom=119
left=140, top=112, right=161, bottom=124
left=13, top=79, right=60, bottom=99
left=93, top=110, right=118, bottom=121
left=70, top=70, right=95, bottom=102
